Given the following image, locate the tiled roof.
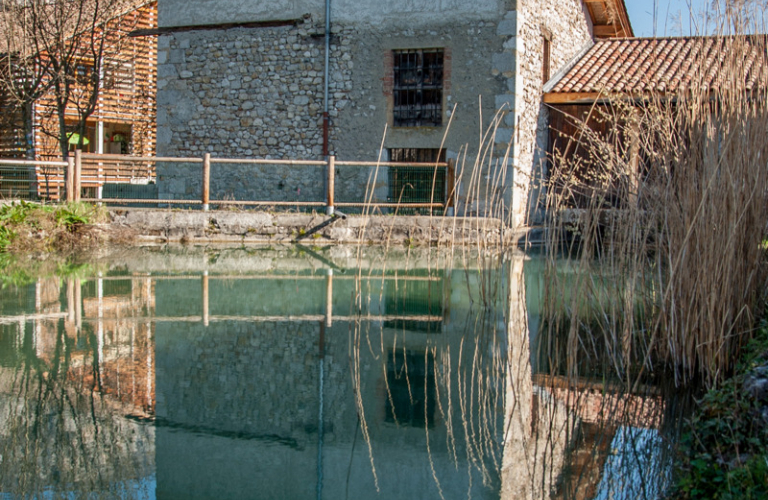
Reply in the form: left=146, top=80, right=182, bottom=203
left=545, top=36, right=768, bottom=102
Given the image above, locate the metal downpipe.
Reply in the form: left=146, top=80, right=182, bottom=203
left=322, top=0, right=331, bottom=157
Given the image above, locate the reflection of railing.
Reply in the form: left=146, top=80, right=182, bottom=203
left=0, top=312, right=69, bottom=324
left=0, top=273, right=446, bottom=329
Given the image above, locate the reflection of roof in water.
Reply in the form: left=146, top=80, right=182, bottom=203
left=534, top=374, right=664, bottom=429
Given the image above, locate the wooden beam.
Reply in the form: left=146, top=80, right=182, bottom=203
left=129, top=18, right=302, bottom=37
left=543, top=92, right=602, bottom=104
left=593, top=24, right=619, bottom=38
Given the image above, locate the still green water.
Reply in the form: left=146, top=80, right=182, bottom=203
left=0, top=246, right=674, bottom=499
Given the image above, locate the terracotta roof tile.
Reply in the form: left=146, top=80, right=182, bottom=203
left=548, top=36, right=768, bottom=97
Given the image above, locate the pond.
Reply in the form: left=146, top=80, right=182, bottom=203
left=0, top=246, right=684, bottom=499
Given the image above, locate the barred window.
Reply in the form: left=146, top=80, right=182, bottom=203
left=393, top=49, right=443, bottom=127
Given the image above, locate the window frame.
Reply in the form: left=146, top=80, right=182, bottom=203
left=392, top=48, right=444, bottom=127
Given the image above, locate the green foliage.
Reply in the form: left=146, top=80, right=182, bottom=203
left=54, top=203, right=94, bottom=229
left=55, top=261, right=94, bottom=280
left=670, top=325, right=768, bottom=499
left=0, top=254, right=34, bottom=288
left=0, top=200, right=51, bottom=224
left=0, top=201, right=46, bottom=251
left=0, top=252, right=98, bottom=289
left=0, top=225, right=15, bottom=252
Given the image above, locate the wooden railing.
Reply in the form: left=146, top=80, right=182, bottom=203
left=73, top=152, right=457, bottom=214
left=0, top=158, right=69, bottom=200
left=0, top=152, right=456, bottom=213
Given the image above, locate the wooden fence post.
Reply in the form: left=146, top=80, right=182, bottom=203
left=74, top=150, right=82, bottom=203
left=327, top=155, right=335, bottom=215
left=446, top=158, right=456, bottom=216
left=66, top=156, right=75, bottom=202
left=202, top=153, right=211, bottom=211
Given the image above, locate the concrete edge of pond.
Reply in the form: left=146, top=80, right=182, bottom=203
left=106, top=208, right=547, bottom=249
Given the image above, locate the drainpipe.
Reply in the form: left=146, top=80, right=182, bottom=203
left=322, top=0, right=331, bottom=157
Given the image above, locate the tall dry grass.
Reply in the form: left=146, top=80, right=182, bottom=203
left=543, top=35, right=768, bottom=387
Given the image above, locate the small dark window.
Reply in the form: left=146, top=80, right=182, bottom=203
left=542, top=32, right=552, bottom=84
left=383, top=272, right=444, bottom=333
left=385, top=350, right=436, bottom=428
left=68, top=62, right=94, bottom=86
left=393, top=49, right=443, bottom=127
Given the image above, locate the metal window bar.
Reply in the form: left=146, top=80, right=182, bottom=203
left=393, top=49, right=443, bottom=127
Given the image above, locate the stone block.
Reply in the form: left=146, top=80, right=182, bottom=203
left=497, top=18, right=517, bottom=37
left=494, top=94, right=515, bottom=110
left=156, top=127, right=172, bottom=147
left=494, top=127, right=514, bottom=144
left=492, top=52, right=514, bottom=75
left=169, top=49, right=185, bottom=64
left=157, top=89, right=181, bottom=106
left=157, top=64, right=178, bottom=79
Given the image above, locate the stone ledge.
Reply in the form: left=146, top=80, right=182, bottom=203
left=107, top=208, right=537, bottom=247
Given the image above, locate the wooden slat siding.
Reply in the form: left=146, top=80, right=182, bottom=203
left=29, top=1, right=157, bottom=161
left=0, top=61, right=33, bottom=159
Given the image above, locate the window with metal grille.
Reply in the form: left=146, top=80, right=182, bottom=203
left=393, top=49, right=443, bottom=127
left=383, top=273, right=444, bottom=334
left=388, top=148, right=446, bottom=215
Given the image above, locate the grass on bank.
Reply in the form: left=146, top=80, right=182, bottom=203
left=0, top=200, right=107, bottom=253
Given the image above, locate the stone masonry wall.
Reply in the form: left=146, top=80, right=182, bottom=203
left=156, top=17, right=355, bottom=202
left=156, top=2, right=594, bottom=222
left=156, top=15, right=508, bottom=210
left=509, top=0, right=593, bottom=225
left=330, top=21, right=504, bottom=214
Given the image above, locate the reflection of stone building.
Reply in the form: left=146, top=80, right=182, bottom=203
left=152, top=268, right=504, bottom=498
left=0, top=247, right=671, bottom=499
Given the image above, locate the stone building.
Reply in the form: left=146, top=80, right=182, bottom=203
left=153, top=0, right=631, bottom=225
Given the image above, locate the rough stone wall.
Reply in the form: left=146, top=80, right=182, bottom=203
left=509, top=0, right=593, bottom=225
left=156, top=15, right=506, bottom=209
left=156, top=17, right=355, bottom=202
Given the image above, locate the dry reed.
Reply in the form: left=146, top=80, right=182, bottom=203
left=543, top=35, right=768, bottom=388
